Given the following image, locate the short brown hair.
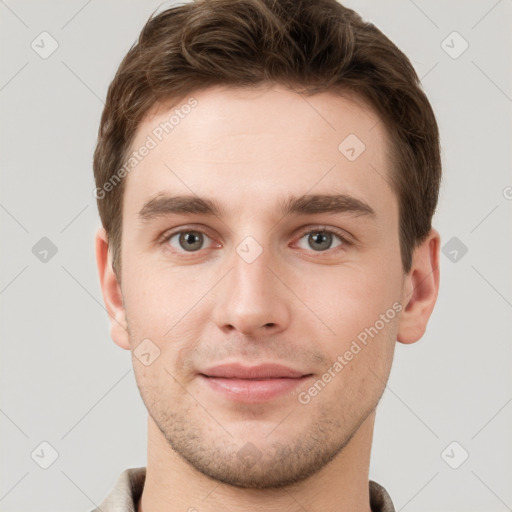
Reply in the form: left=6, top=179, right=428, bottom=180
left=93, top=0, right=441, bottom=278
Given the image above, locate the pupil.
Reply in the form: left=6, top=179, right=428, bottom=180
left=181, top=232, right=202, bottom=251
left=310, top=232, right=331, bottom=251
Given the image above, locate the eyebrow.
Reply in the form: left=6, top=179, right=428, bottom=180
left=138, top=193, right=376, bottom=222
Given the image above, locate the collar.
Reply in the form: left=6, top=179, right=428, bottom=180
left=93, top=467, right=395, bottom=512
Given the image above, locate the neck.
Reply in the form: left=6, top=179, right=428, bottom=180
left=138, top=412, right=375, bottom=512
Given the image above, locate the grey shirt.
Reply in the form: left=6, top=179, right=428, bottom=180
left=90, top=467, right=396, bottom=512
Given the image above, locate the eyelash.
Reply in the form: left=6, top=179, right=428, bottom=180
left=158, top=225, right=353, bottom=257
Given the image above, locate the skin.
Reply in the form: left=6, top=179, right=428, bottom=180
left=96, top=83, right=440, bottom=512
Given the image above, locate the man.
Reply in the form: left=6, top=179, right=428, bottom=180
left=92, top=0, right=441, bottom=510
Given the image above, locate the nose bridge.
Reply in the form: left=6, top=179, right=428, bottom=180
left=229, top=224, right=275, bottom=293
left=213, top=233, right=289, bottom=335
left=232, top=237, right=271, bottom=297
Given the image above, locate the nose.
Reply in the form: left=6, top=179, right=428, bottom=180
left=212, top=241, right=291, bottom=336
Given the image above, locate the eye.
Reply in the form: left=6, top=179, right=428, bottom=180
left=163, top=229, right=216, bottom=253
left=158, top=225, right=352, bottom=257
left=295, top=228, right=350, bottom=252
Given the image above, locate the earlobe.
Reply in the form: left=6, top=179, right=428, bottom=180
left=95, top=227, right=130, bottom=350
left=397, top=229, right=440, bottom=344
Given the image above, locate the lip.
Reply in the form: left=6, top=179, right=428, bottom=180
left=198, top=363, right=313, bottom=403
left=199, top=363, right=308, bottom=379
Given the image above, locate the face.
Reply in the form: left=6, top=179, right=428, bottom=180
left=112, top=84, right=408, bottom=488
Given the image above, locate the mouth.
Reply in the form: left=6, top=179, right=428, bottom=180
left=197, top=363, right=314, bottom=403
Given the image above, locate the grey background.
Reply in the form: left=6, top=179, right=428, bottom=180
left=1, top=0, right=511, bottom=510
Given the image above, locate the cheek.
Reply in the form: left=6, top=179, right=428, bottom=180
left=121, top=259, right=197, bottom=335
left=315, top=317, right=397, bottom=414
left=130, top=357, right=186, bottom=423
left=302, top=264, right=399, bottom=341
left=311, top=268, right=400, bottom=391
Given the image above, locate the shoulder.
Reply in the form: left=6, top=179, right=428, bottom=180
left=369, top=480, right=395, bottom=512
left=88, top=467, right=146, bottom=512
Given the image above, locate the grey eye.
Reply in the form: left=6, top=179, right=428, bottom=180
left=169, top=231, right=208, bottom=252
left=297, top=231, right=343, bottom=252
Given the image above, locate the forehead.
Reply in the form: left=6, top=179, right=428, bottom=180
left=123, top=84, right=396, bottom=224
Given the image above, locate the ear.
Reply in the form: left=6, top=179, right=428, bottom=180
left=397, top=228, right=440, bottom=344
left=95, top=226, right=130, bottom=350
